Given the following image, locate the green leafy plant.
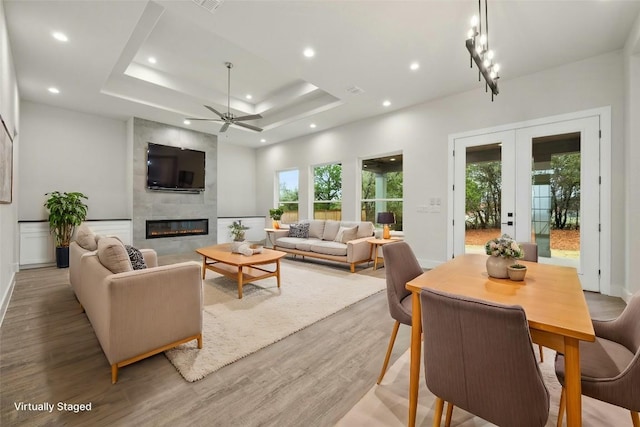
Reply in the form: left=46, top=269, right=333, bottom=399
left=509, top=263, right=527, bottom=269
left=269, top=207, right=284, bottom=220
left=44, top=191, right=89, bottom=247
left=228, top=220, right=250, bottom=241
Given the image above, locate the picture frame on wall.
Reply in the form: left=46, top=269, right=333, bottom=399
left=0, top=114, right=14, bottom=204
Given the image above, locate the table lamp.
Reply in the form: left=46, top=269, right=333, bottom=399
left=377, top=212, right=395, bottom=240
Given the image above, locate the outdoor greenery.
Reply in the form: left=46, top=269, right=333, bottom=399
left=44, top=191, right=89, bottom=247
left=361, top=169, right=403, bottom=230
left=550, top=153, right=580, bottom=229
left=465, top=162, right=501, bottom=229
left=465, top=152, right=580, bottom=230
left=314, top=164, right=342, bottom=215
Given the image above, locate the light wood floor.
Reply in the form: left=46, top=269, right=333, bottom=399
left=0, top=254, right=627, bottom=426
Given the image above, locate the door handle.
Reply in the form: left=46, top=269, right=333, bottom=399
left=501, top=221, right=514, bottom=226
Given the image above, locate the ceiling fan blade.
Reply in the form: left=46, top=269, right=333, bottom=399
left=234, top=114, right=263, bottom=121
left=185, top=118, right=222, bottom=121
left=233, top=121, right=263, bottom=132
left=204, top=105, right=224, bottom=118
left=219, top=122, right=230, bottom=133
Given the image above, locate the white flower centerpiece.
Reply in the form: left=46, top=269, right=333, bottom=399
left=484, top=234, right=524, bottom=279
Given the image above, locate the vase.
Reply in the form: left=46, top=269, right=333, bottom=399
left=230, top=240, right=246, bottom=253
left=507, top=265, right=527, bottom=281
left=486, top=256, right=513, bottom=279
left=272, top=220, right=280, bottom=229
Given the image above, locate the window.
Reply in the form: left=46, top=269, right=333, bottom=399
left=313, top=163, right=342, bottom=220
left=277, top=169, right=299, bottom=224
left=361, top=154, right=403, bottom=231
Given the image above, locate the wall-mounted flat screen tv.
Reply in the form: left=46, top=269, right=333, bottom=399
left=146, top=143, right=206, bottom=192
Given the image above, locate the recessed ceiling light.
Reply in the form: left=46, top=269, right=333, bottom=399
left=52, top=31, right=68, bottom=42
left=48, top=87, right=60, bottom=94
left=148, top=57, right=157, bottom=64
left=383, top=100, right=391, bottom=107
left=410, top=62, right=420, bottom=71
left=260, top=138, right=266, bottom=143
left=246, top=94, right=253, bottom=100
left=303, top=48, right=315, bottom=58
left=390, top=158, right=396, bottom=161
left=183, top=120, right=191, bottom=125
left=309, top=123, right=317, bottom=128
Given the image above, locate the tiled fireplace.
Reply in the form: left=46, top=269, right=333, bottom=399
left=145, top=219, right=209, bottom=239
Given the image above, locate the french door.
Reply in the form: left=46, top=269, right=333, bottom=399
left=452, top=116, right=601, bottom=292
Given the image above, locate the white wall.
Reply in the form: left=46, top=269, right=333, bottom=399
left=0, top=0, right=20, bottom=323
left=624, top=14, right=640, bottom=299
left=18, top=102, right=129, bottom=220
left=256, top=51, right=628, bottom=293
left=217, top=141, right=257, bottom=217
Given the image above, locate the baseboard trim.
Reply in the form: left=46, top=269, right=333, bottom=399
left=0, top=272, right=16, bottom=328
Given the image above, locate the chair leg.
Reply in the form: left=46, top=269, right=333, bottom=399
left=377, top=321, right=400, bottom=384
left=557, top=386, right=566, bottom=427
left=631, top=411, right=639, bottom=427
left=432, top=397, right=445, bottom=427
left=444, top=402, right=454, bottom=427
left=539, top=344, right=544, bottom=363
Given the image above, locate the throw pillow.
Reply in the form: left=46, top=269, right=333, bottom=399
left=125, top=245, right=147, bottom=270
left=97, top=237, right=133, bottom=274
left=75, top=224, right=97, bottom=251
left=288, top=223, right=310, bottom=238
left=334, top=226, right=358, bottom=243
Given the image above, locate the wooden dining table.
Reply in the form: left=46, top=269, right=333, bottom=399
left=405, top=254, right=595, bottom=427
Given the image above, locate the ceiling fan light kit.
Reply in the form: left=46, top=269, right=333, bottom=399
left=185, top=62, right=263, bottom=133
left=466, top=0, right=500, bottom=101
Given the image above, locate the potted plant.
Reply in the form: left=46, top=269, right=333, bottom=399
left=484, top=234, right=524, bottom=279
left=269, top=207, right=284, bottom=229
left=229, top=220, right=250, bottom=241
left=507, top=263, right=528, bottom=281
left=229, top=220, right=250, bottom=253
left=44, top=191, right=89, bottom=268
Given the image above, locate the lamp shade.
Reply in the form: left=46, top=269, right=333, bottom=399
left=376, top=212, right=395, bottom=225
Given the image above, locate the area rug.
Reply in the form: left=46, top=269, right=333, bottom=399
left=336, top=346, right=630, bottom=426
left=164, top=258, right=386, bottom=382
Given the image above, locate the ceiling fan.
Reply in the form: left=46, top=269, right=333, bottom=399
left=186, top=62, right=263, bottom=133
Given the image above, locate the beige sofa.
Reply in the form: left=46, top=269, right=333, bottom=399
left=69, top=228, right=202, bottom=383
left=272, top=219, right=375, bottom=272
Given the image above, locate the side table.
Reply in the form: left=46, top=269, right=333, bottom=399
left=367, top=237, right=402, bottom=270
left=264, top=228, right=279, bottom=248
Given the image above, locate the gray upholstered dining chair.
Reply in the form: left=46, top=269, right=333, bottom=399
left=421, top=287, right=550, bottom=427
left=555, top=291, right=640, bottom=427
left=376, top=241, right=423, bottom=384
left=519, top=242, right=545, bottom=362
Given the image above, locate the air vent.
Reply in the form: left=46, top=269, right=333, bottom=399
left=192, top=0, right=222, bottom=13
left=346, top=85, right=365, bottom=95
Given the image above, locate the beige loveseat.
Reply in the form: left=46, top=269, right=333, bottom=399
left=69, top=227, right=202, bottom=383
left=272, top=219, right=375, bottom=272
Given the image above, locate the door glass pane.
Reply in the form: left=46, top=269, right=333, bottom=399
left=532, top=133, right=580, bottom=263
left=465, top=143, right=502, bottom=253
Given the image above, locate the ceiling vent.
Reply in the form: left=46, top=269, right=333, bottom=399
left=346, top=85, right=365, bottom=95
left=192, top=0, right=223, bottom=13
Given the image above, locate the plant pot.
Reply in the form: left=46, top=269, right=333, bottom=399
left=507, top=265, right=527, bottom=281
left=272, top=220, right=280, bottom=229
left=486, top=256, right=514, bottom=279
left=230, top=240, right=246, bottom=253
left=56, top=246, right=70, bottom=268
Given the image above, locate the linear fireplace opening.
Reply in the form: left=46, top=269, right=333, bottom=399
left=146, top=219, right=209, bottom=239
